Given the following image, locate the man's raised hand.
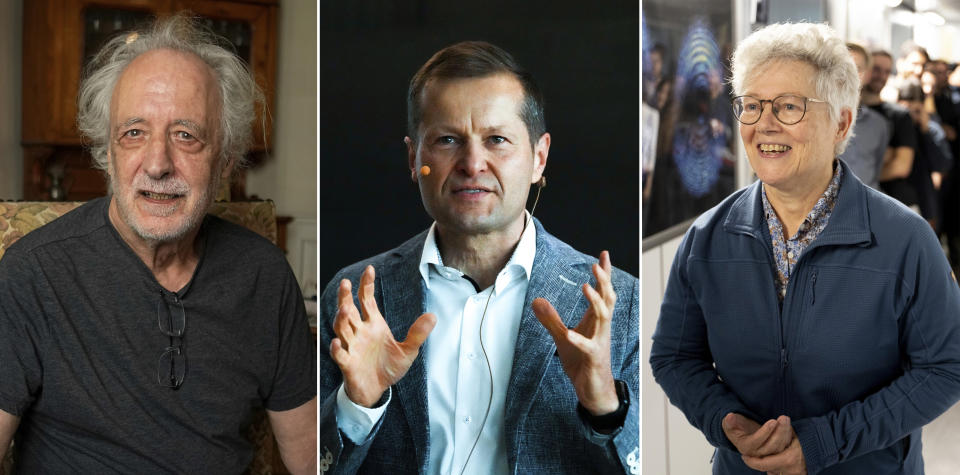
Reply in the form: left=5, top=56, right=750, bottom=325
left=329, top=265, right=436, bottom=407
left=532, top=250, right=620, bottom=416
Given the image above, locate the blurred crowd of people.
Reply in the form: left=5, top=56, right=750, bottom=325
left=839, top=40, right=960, bottom=272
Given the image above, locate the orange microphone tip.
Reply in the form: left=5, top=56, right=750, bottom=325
left=420, top=165, right=431, bottom=176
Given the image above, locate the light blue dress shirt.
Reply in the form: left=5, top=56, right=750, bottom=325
left=336, top=215, right=537, bottom=475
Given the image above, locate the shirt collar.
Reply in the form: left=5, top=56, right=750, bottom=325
left=418, top=212, right=537, bottom=291
left=761, top=160, right=843, bottom=239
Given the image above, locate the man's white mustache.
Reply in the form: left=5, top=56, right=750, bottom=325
left=132, top=174, right=190, bottom=195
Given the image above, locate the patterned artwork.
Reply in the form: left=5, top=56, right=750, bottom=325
left=642, top=1, right=735, bottom=239
left=671, top=18, right=726, bottom=197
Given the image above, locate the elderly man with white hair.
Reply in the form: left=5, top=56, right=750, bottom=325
left=0, top=15, right=316, bottom=474
left=651, top=22, right=960, bottom=475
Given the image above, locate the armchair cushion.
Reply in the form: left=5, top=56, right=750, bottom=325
left=0, top=200, right=279, bottom=260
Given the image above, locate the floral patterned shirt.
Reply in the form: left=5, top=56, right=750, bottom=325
left=761, top=163, right=843, bottom=301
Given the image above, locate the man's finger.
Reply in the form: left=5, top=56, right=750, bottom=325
left=565, top=328, right=595, bottom=352
left=579, top=284, right=609, bottom=339
left=330, top=338, right=348, bottom=364
left=594, top=251, right=617, bottom=308
left=337, top=279, right=357, bottom=317
left=532, top=298, right=567, bottom=342
left=401, top=312, right=437, bottom=352
left=582, top=283, right=611, bottom=320
left=358, top=265, right=379, bottom=322
left=599, top=250, right=611, bottom=272
left=334, top=281, right=361, bottom=342
left=333, top=308, right=356, bottom=344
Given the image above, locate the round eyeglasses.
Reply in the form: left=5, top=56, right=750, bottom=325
left=731, top=94, right=828, bottom=125
left=157, top=290, right=187, bottom=389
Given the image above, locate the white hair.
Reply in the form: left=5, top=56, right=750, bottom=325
left=77, top=13, right=264, bottom=172
left=731, top=22, right=858, bottom=156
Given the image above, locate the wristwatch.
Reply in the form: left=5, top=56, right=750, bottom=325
left=578, top=379, right=630, bottom=432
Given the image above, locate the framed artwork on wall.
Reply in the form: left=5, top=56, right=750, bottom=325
left=642, top=0, right=738, bottom=243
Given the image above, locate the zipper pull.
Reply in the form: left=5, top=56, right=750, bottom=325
left=810, top=272, right=817, bottom=305
left=781, top=348, right=788, bottom=370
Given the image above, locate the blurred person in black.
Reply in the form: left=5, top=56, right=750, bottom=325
left=866, top=49, right=920, bottom=212
left=950, top=62, right=960, bottom=88
left=896, top=78, right=954, bottom=229
left=900, top=42, right=929, bottom=82
left=927, top=59, right=960, bottom=270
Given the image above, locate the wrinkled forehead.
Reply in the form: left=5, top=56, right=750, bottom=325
left=110, top=49, right=221, bottom=126
left=419, top=74, right=526, bottom=125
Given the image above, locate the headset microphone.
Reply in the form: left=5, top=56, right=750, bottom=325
left=528, top=175, right=546, bottom=220
left=420, top=165, right=431, bottom=177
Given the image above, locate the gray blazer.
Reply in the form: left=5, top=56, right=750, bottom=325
left=318, top=219, right=639, bottom=474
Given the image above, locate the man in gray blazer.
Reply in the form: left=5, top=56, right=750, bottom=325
left=318, top=41, right=639, bottom=474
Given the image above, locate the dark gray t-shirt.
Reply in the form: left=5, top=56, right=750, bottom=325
left=0, top=197, right=316, bottom=474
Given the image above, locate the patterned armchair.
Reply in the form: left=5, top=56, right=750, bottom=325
left=0, top=200, right=278, bottom=260
left=0, top=200, right=288, bottom=475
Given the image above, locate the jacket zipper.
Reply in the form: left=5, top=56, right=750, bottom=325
left=740, top=228, right=796, bottom=416
left=774, top=253, right=789, bottom=416
left=810, top=272, right=817, bottom=305
left=779, top=313, right=788, bottom=415
left=779, top=268, right=818, bottom=415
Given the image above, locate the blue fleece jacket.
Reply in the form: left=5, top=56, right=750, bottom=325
left=651, top=160, right=960, bottom=474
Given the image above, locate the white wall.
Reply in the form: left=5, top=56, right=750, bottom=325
left=245, top=0, right=318, bottom=295
left=0, top=1, right=22, bottom=200
left=915, top=23, right=960, bottom=62
left=842, top=0, right=891, bottom=47
left=642, top=237, right=716, bottom=474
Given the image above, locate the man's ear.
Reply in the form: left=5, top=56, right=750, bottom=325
left=405, top=136, right=417, bottom=182
left=531, top=132, right=550, bottom=184
left=220, top=155, right=236, bottom=181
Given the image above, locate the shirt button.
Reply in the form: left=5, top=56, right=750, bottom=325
left=467, top=352, right=476, bottom=360
left=353, top=424, right=361, bottom=433
left=463, top=416, right=472, bottom=424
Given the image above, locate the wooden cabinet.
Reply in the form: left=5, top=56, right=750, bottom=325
left=22, top=0, right=278, bottom=200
